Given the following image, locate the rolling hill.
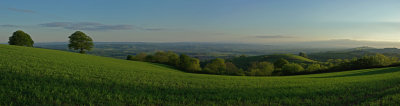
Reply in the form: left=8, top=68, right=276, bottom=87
left=1, top=44, right=400, bottom=105
left=228, top=54, right=317, bottom=69
left=309, top=47, right=400, bottom=62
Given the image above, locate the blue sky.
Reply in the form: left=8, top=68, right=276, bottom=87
left=1, top=0, right=400, bottom=43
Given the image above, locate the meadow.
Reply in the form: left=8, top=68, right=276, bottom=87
left=1, top=44, right=400, bottom=105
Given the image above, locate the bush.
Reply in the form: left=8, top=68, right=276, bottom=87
left=306, top=64, right=321, bottom=72
left=282, top=63, right=304, bottom=75
left=248, top=62, right=274, bottom=76
left=225, top=62, right=239, bottom=75
left=127, top=55, right=134, bottom=60
left=274, top=58, right=289, bottom=69
left=166, top=51, right=180, bottom=67
left=179, top=54, right=201, bottom=72
left=204, top=58, right=226, bottom=74
left=8, top=30, right=34, bottom=47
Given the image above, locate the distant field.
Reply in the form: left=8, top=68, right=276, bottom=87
left=1, top=44, right=400, bottom=105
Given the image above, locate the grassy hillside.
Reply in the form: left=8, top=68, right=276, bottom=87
left=1, top=44, right=400, bottom=105
left=229, top=54, right=317, bottom=69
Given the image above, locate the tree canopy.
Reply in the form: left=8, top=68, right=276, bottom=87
left=8, top=30, right=34, bottom=47
left=282, top=63, right=304, bottom=75
left=274, top=58, right=289, bottom=68
left=204, top=58, right=227, bottom=74
left=299, top=52, right=308, bottom=58
left=68, top=31, right=94, bottom=54
left=248, top=62, right=274, bottom=76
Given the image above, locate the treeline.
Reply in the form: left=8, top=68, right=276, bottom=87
left=128, top=51, right=400, bottom=76
left=322, top=54, right=399, bottom=72
left=7, top=30, right=94, bottom=54
left=127, top=52, right=202, bottom=72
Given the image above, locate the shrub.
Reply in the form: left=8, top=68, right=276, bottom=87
left=282, top=63, right=304, bottom=75
left=8, top=30, right=34, bottom=47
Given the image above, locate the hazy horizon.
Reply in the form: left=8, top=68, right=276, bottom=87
left=1, top=0, right=400, bottom=43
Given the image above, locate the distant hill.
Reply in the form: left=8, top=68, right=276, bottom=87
left=34, top=42, right=344, bottom=60
left=283, top=39, right=400, bottom=48
left=229, top=54, right=317, bottom=70
left=309, top=46, right=400, bottom=61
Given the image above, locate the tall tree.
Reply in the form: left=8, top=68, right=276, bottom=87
left=68, top=31, right=94, bottom=54
left=179, top=54, right=201, bottom=72
left=8, top=30, right=34, bottom=47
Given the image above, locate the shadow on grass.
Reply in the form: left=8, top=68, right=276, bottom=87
left=312, top=67, right=400, bottom=78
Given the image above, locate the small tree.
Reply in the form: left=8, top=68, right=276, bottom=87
left=134, top=53, right=147, bottom=61
left=225, top=62, right=239, bottom=75
left=127, top=55, right=134, bottom=60
left=306, top=64, right=321, bottom=72
left=274, top=58, right=289, bottom=69
left=188, top=58, right=202, bottom=72
left=179, top=54, right=201, bottom=72
left=8, top=30, right=34, bottom=47
left=282, top=63, right=304, bottom=75
left=249, top=62, right=274, bottom=76
left=166, top=51, right=180, bottom=67
left=299, top=52, right=308, bottom=58
left=153, top=51, right=169, bottom=63
left=68, top=31, right=94, bottom=54
left=204, top=58, right=226, bottom=74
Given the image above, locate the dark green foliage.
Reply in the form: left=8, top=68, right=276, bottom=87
left=188, top=58, right=202, bottom=72
left=68, top=31, right=94, bottom=54
left=128, top=51, right=201, bottom=73
left=204, top=58, right=226, bottom=74
left=225, top=62, right=240, bottom=75
left=8, top=30, right=34, bottom=47
left=145, top=55, right=155, bottom=62
left=336, top=53, right=394, bottom=70
left=127, top=53, right=148, bottom=61
left=127, top=55, right=134, bottom=60
left=299, top=52, right=308, bottom=58
left=274, top=58, right=289, bottom=68
left=247, top=62, right=274, bottom=76
left=166, top=51, right=180, bottom=66
left=179, top=54, right=191, bottom=70
left=282, top=63, right=304, bottom=75
left=135, top=52, right=147, bottom=61
left=230, top=54, right=316, bottom=70
left=179, top=54, right=201, bottom=72
left=126, top=49, right=398, bottom=76
left=306, top=64, right=322, bottom=72
left=153, top=51, right=169, bottom=63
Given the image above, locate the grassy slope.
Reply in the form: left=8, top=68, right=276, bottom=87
left=230, top=54, right=317, bottom=69
left=1, top=44, right=400, bottom=105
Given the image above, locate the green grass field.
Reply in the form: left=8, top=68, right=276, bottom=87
left=1, top=44, right=400, bottom=105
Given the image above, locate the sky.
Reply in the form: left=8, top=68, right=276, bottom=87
left=1, top=0, right=400, bottom=43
